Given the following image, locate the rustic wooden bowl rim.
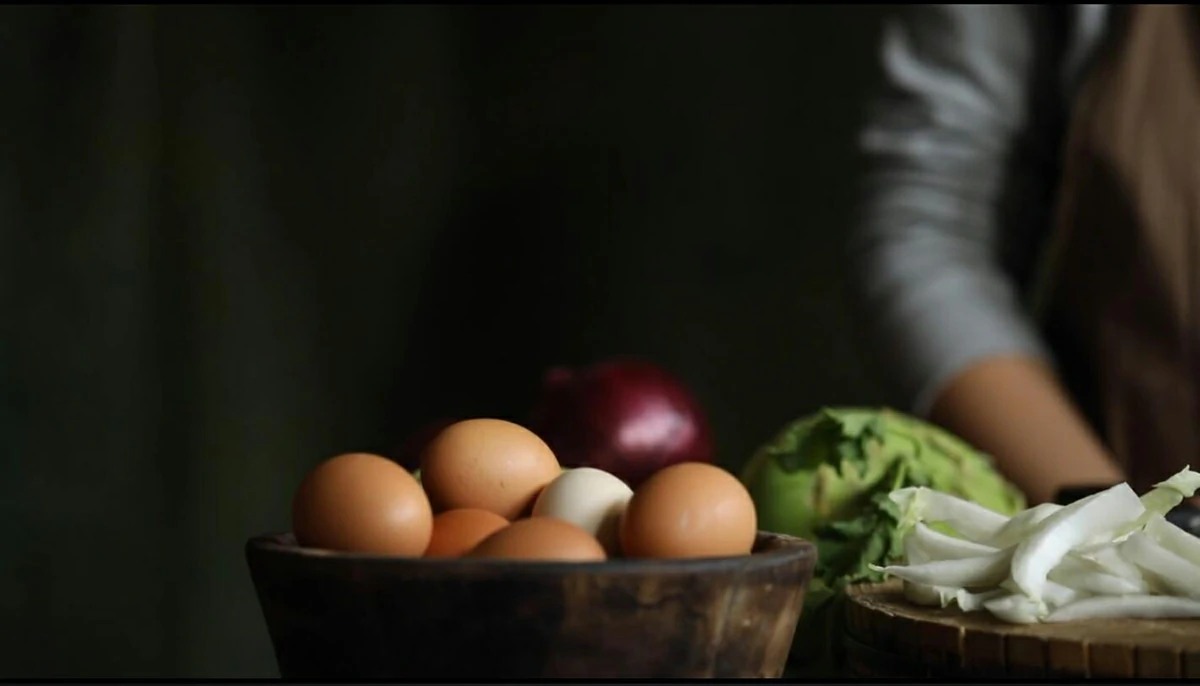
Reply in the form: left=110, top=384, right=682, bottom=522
left=246, top=529, right=815, bottom=578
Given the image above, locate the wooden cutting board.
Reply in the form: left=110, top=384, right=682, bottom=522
left=844, top=581, right=1200, bottom=678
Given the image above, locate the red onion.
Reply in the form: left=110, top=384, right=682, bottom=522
left=527, top=358, right=715, bottom=488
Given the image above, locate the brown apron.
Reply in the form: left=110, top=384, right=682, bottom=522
left=1042, top=5, right=1200, bottom=493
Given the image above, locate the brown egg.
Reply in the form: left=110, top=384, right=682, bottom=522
left=424, top=508, right=510, bottom=558
left=292, top=452, right=433, bottom=556
left=467, top=517, right=607, bottom=561
left=420, top=418, right=561, bottom=520
left=620, top=462, right=757, bottom=559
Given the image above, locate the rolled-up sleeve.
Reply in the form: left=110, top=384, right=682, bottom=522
left=849, top=5, right=1066, bottom=416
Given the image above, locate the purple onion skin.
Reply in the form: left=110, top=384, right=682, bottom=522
left=528, top=358, right=715, bottom=489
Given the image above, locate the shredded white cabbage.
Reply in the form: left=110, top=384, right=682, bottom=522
left=902, top=581, right=1005, bottom=612
left=1082, top=467, right=1200, bottom=548
left=875, top=467, right=1200, bottom=624
left=1118, top=531, right=1200, bottom=600
left=982, top=593, right=1043, bottom=624
left=1081, top=543, right=1144, bottom=582
left=872, top=547, right=1013, bottom=589
left=984, top=502, right=1062, bottom=549
left=890, top=486, right=1010, bottom=540
left=907, top=522, right=998, bottom=561
left=1046, top=595, right=1200, bottom=622
left=1011, top=483, right=1144, bottom=602
left=1047, top=554, right=1148, bottom=596
left=1145, top=516, right=1200, bottom=568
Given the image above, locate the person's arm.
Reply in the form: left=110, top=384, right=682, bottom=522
left=849, top=5, right=1124, bottom=504
left=928, top=357, right=1122, bottom=504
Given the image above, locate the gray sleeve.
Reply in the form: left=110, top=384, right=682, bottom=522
left=848, top=5, right=1066, bottom=416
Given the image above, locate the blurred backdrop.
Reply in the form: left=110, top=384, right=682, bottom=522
left=0, top=4, right=890, bottom=677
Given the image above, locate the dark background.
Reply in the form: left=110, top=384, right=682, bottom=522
left=0, top=5, right=890, bottom=677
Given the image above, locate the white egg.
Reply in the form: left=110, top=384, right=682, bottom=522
left=532, top=467, right=634, bottom=554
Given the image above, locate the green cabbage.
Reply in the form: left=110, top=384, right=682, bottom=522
left=739, top=407, right=1025, bottom=676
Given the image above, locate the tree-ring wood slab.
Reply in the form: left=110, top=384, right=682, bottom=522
left=844, top=581, right=1200, bottom=678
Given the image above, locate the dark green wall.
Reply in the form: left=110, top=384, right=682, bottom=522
left=0, top=5, right=888, bottom=677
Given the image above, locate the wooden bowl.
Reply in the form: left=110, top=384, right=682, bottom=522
left=245, top=530, right=816, bottom=679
